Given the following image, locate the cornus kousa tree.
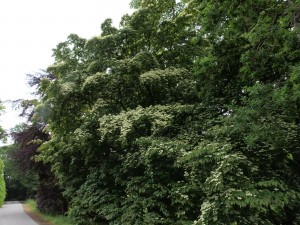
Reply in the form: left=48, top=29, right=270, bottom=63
left=27, top=0, right=300, bottom=224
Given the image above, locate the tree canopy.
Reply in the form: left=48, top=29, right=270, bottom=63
left=0, top=143, right=38, bottom=201
left=14, top=0, right=300, bottom=224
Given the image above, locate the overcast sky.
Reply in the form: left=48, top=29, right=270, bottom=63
left=0, top=0, right=132, bottom=131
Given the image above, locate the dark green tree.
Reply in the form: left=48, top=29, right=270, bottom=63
left=0, top=144, right=38, bottom=201
left=181, top=0, right=300, bottom=224
left=11, top=122, right=67, bottom=214
left=185, top=0, right=300, bottom=106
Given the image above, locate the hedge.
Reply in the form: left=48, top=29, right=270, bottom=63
left=0, top=160, right=6, bottom=207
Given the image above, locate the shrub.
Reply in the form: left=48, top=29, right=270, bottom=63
left=36, top=178, right=68, bottom=214
left=0, top=160, right=6, bottom=207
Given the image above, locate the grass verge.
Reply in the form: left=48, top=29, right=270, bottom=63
left=24, top=199, right=76, bottom=225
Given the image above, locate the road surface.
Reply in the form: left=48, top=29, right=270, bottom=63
left=0, top=201, right=38, bottom=225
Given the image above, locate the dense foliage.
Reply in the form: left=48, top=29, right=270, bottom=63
left=23, top=0, right=300, bottom=224
left=0, top=144, right=38, bottom=200
left=0, top=159, right=5, bottom=207
left=11, top=122, right=67, bottom=214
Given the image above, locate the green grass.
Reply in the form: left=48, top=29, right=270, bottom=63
left=25, top=199, right=76, bottom=225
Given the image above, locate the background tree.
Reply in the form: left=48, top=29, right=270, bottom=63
left=0, top=143, right=38, bottom=201
left=11, top=121, right=67, bottom=214
left=0, top=102, right=5, bottom=141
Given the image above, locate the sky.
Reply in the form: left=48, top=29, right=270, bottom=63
left=0, top=0, right=133, bottom=132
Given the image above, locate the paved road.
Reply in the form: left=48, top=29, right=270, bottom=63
left=0, top=201, right=38, bottom=225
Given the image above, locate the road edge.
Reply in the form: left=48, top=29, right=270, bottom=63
left=22, top=203, right=53, bottom=225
